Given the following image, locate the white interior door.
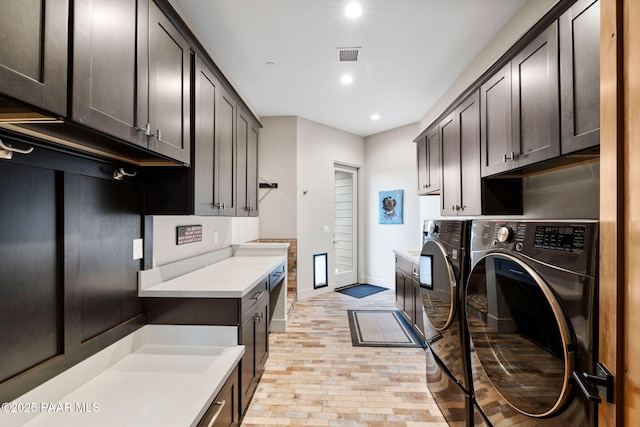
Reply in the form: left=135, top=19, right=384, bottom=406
left=333, top=164, right=358, bottom=288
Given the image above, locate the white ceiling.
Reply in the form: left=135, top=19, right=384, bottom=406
left=170, top=0, right=528, bottom=137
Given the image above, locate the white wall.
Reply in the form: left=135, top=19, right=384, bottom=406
left=419, top=0, right=558, bottom=130
left=258, top=117, right=298, bottom=239
left=296, top=117, right=365, bottom=300
left=363, top=123, right=421, bottom=289
left=152, top=216, right=233, bottom=266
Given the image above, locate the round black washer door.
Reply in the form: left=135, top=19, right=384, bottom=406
left=465, top=253, right=573, bottom=417
left=419, top=240, right=457, bottom=331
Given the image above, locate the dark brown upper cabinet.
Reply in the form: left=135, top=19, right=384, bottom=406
left=441, top=91, right=481, bottom=216
left=72, top=0, right=190, bottom=165
left=147, top=2, right=191, bottom=165
left=72, top=0, right=148, bottom=148
left=236, top=107, right=260, bottom=217
left=416, top=126, right=440, bottom=195
left=194, top=57, right=237, bottom=216
left=480, top=63, right=512, bottom=177
left=217, top=88, right=239, bottom=216
left=481, top=23, right=560, bottom=177
left=560, top=0, right=600, bottom=154
left=511, top=22, right=560, bottom=168
left=0, top=0, right=68, bottom=117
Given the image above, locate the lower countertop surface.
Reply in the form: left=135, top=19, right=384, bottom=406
left=4, top=325, right=243, bottom=427
left=393, top=249, right=421, bottom=265
left=139, top=255, right=286, bottom=298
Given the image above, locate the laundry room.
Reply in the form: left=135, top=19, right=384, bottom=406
left=0, top=0, right=636, bottom=426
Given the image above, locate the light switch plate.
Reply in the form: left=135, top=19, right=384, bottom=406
left=133, top=239, right=144, bottom=260
left=213, top=231, right=219, bottom=243
left=323, top=225, right=329, bottom=233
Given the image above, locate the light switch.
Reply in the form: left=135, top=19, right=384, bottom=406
left=213, top=231, right=219, bottom=243
left=133, top=239, right=144, bottom=260
left=323, top=225, right=330, bottom=233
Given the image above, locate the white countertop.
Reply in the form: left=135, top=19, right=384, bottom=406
left=4, top=325, right=243, bottom=427
left=393, top=249, right=421, bottom=264
left=139, top=255, right=285, bottom=298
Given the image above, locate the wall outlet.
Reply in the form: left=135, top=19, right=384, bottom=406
left=213, top=231, right=218, bottom=244
left=133, top=239, right=144, bottom=260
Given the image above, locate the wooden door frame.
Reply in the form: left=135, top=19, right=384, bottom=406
left=599, top=0, right=640, bottom=425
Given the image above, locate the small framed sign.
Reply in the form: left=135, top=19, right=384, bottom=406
left=176, top=225, right=203, bottom=245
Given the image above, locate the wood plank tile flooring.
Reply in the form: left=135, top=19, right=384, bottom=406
left=241, top=288, right=448, bottom=426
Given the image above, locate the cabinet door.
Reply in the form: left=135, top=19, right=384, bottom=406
left=404, top=272, right=415, bottom=326
left=194, top=57, right=219, bottom=215
left=395, top=268, right=404, bottom=308
left=236, top=108, right=249, bottom=217
left=412, top=275, right=425, bottom=343
left=148, top=2, right=191, bottom=165
left=439, top=111, right=460, bottom=215
left=0, top=161, right=60, bottom=385
left=480, top=63, right=512, bottom=177
left=0, top=0, right=68, bottom=116
left=255, top=297, right=269, bottom=373
left=197, top=367, right=239, bottom=427
left=247, top=122, right=260, bottom=217
left=72, top=0, right=147, bottom=148
left=240, top=296, right=269, bottom=415
left=511, top=22, right=560, bottom=168
left=216, top=89, right=237, bottom=216
left=427, top=128, right=441, bottom=195
left=416, top=136, right=429, bottom=194
left=560, top=0, right=600, bottom=153
left=417, top=126, right=439, bottom=195
left=458, top=91, right=481, bottom=215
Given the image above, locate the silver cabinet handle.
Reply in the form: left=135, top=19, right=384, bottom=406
left=250, top=291, right=264, bottom=300
left=503, top=151, right=516, bottom=162
left=206, top=400, right=226, bottom=427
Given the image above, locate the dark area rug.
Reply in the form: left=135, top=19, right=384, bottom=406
left=336, top=284, right=388, bottom=298
left=347, top=310, right=422, bottom=348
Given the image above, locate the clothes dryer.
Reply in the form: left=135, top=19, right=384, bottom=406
left=420, top=220, right=482, bottom=426
left=465, top=220, right=599, bottom=426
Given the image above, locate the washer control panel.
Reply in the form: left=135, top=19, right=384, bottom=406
left=490, top=222, right=587, bottom=254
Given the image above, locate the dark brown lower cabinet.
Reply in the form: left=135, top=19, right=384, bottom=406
left=198, top=366, right=240, bottom=427
left=240, top=290, right=269, bottom=415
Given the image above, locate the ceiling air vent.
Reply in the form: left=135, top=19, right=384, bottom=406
left=337, top=47, right=361, bottom=62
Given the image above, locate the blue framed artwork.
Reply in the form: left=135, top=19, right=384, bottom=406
left=378, top=189, right=403, bottom=224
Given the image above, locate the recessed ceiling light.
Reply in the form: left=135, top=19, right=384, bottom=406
left=345, top=2, right=362, bottom=19
left=371, top=114, right=380, bottom=121
left=265, top=61, right=275, bottom=68
left=341, top=74, right=353, bottom=85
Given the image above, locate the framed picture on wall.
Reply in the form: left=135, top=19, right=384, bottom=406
left=378, top=189, right=403, bottom=224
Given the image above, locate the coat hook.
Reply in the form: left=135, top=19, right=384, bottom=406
left=113, top=167, right=137, bottom=180
left=0, top=138, right=34, bottom=160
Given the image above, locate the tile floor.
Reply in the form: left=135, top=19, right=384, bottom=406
left=241, top=288, right=448, bottom=426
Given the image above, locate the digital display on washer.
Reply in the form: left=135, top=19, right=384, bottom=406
left=419, top=255, right=433, bottom=289
left=533, top=225, right=586, bottom=253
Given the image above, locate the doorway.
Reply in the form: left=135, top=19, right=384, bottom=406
left=333, top=164, right=358, bottom=288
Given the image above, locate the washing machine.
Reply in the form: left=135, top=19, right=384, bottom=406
left=419, top=220, right=483, bottom=426
left=465, top=220, right=600, bottom=426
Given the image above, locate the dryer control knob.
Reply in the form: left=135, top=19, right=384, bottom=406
left=426, top=221, right=439, bottom=235
left=497, top=226, right=514, bottom=243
